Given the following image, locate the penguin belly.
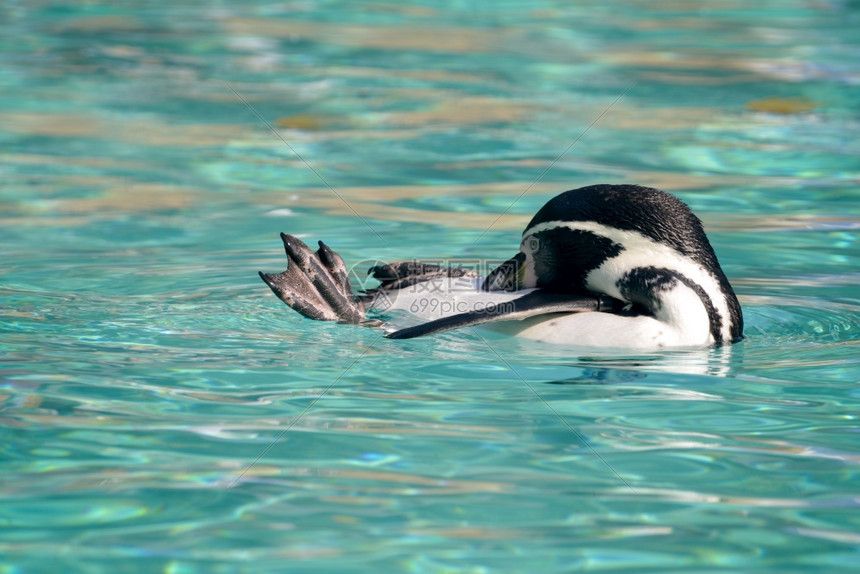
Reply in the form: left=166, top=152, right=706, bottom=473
left=484, top=312, right=713, bottom=349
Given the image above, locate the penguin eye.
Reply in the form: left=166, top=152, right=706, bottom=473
left=525, top=237, right=540, bottom=253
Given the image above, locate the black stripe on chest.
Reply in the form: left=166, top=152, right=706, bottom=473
left=616, top=266, right=724, bottom=344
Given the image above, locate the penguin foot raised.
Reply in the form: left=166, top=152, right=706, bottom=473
left=259, top=233, right=378, bottom=326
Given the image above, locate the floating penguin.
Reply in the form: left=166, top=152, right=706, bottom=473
left=260, top=184, right=743, bottom=349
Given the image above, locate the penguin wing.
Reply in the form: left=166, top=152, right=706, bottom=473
left=386, top=291, right=618, bottom=340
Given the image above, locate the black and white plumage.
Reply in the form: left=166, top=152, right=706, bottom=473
left=260, top=184, right=743, bottom=349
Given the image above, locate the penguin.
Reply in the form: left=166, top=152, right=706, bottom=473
left=259, top=184, right=743, bottom=349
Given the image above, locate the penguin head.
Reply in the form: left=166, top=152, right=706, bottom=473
left=484, top=184, right=703, bottom=292
left=483, top=184, right=743, bottom=344
left=482, top=221, right=621, bottom=293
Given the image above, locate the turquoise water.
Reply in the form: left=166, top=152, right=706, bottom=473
left=2, top=1, right=859, bottom=572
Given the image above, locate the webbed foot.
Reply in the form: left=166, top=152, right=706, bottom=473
left=260, top=233, right=376, bottom=325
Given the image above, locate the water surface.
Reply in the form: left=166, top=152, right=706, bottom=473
left=1, top=1, right=859, bottom=572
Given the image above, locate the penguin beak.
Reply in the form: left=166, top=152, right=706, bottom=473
left=482, top=252, right=527, bottom=291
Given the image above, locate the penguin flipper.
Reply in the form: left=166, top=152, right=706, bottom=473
left=386, top=291, right=618, bottom=340
left=260, top=234, right=376, bottom=325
